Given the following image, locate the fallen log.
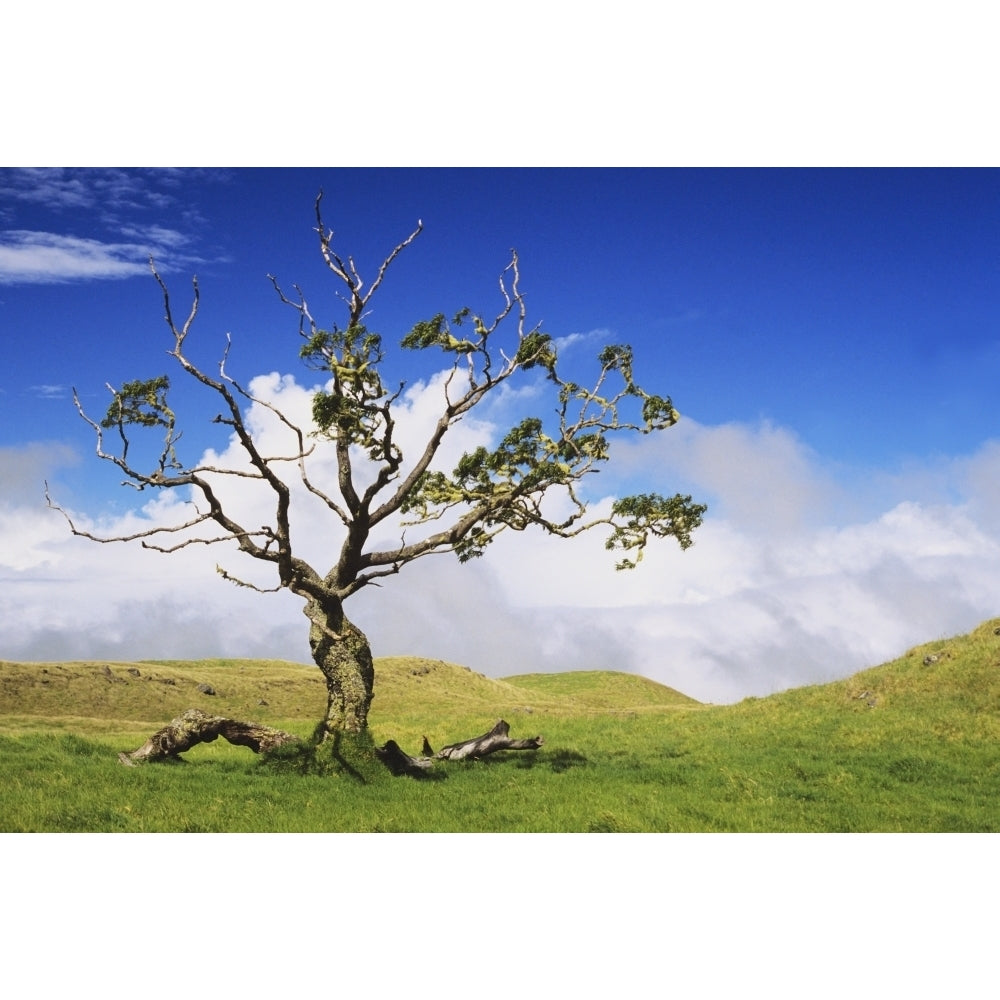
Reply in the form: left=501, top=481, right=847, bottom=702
left=118, top=708, right=299, bottom=765
left=375, top=719, right=544, bottom=777
left=432, top=718, right=544, bottom=761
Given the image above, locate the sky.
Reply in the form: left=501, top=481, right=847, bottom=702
left=2, top=166, right=999, bottom=703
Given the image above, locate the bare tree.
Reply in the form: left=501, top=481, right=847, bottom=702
left=48, top=194, right=706, bottom=744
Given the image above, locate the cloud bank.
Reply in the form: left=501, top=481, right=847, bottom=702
left=3, top=373, right=999, bottom=704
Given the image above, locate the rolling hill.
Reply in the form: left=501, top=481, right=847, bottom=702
left=2, top=615, right=998, bottom=733
left=1, top=616, right=998, bottom=832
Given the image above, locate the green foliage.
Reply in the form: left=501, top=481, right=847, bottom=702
left=641, top=394, right=681, bottom=430
left=305, top=324, right=394, bottom=456
left=514, top=330, right=556, bottom=371
left=401, top=312, right=478, bottom=354
left=100, top=375, right=173, bottom=430
left=399, top=367, right=705, bottom=565
left=597, top=343, right=633, bottom=377
left=605, top=493, right=708, bottom=568
left=400, top=416, right=581, bottom=560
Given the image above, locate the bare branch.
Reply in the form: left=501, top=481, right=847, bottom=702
left=364, top=218, right=424, bottom=307
left=150, top=257, right=198, bottom=346
left=217, top=344, right=351, bottom=524
left=314, top=191, right=423, bottom=323
left=267, top=275, right=320, bottom=346
left=140, top=528, right=271, bottom=554
left=45, top=482, right=215, bottom=544
left=216, top=565, right=285, bottom=593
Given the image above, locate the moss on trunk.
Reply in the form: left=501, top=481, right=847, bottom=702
left=305, top=596, right=375, bottom=736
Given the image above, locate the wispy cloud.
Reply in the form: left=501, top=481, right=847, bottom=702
left=0, top=168, right=175, bottom=213
left=0, top=229, right=198, bottom=284
left=117, top=224, right=196, bottom=249
left=28, top=384, right=70, bottom=399
left=0, top=168, right=95, bottom=209
left=554, top=328, right=609, bottom=353
left=661, top=306, right=705, bottom=326
left=0, top=169, right=225, bottom=284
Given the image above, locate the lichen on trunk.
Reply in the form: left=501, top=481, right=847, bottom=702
left=305, top=595, right=375, bottom=736
left=118, top=708, right=298, bottom=765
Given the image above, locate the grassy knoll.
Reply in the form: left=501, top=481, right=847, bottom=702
left=2, top=618, right=999, bottom=832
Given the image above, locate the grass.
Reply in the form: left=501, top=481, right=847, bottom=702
left=2, top=618, right=999, bottom=831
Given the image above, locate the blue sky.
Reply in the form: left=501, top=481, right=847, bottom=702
left=4, top=167, right=998, bottom=465
left=3, top=167, right=1000, bottom=703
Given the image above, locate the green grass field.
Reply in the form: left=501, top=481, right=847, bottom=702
left=2, top=618, right=999, bottom=831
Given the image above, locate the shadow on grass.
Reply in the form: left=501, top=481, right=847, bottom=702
left=257, top=729, right=402, bottom=782
left=506, top=749, right=590, bottom=772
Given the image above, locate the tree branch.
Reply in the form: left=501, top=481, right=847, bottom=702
left=314, top=191, right=423, bottom=323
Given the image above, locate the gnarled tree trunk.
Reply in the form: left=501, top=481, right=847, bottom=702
left=118, top=708, right=298, bottom=765
left=305, top=595, right=374, bottom=737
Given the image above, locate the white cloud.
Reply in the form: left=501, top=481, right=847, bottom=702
left=117, top=224, right=193, bottom=248
left=0, top=229, right=198, bottom=284
left=0, top=168, right=96, bottom=209
left=0, top=231, right=146, bottom=283
left=0, top=441, right=78, bottom=505
left=553, top=328, right=610, bottom=353
left=29, top=385, right=70, bottom=399
left=3, top=378, right=1000, bottom=706
left=0, top=168, right=176, bottom=212
left=612, top=417, right=848, bottom=532
left=0, top=170, right=210, bottom=284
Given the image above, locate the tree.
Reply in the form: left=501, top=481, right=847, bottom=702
left=49, top=195, right=706, bottom=747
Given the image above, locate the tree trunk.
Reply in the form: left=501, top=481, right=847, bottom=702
left=305, top=595, right=375, bottom=737
left=118, top=708, right=298, bottom=765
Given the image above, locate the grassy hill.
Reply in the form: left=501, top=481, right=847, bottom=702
left=1, top=617, right=998, bottom=832
left=0, top=654, right=697, bottom=745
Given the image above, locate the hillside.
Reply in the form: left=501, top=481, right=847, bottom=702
left=0, top=653, right=696, bottom=742
left=0, top=657, right=326, bottom=736
left=503, top=668, right=699, bottom=710
left=730, top=616, right=1000, bottom=722
left=1, top=617, right=998, bottom=832
left=2, top=617, right=998, bottom=730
